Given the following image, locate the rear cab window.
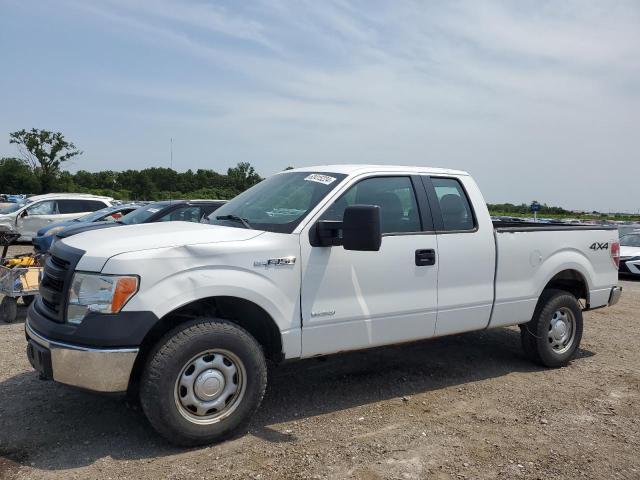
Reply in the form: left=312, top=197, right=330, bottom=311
left=426, top=177, right=476, bottom=232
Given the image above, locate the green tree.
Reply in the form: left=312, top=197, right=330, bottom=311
left=0, top=157, right=40, bottom=193
left=73, top=170, right=96, bottom=189
left=227, top=162, right=262, bottom=191
left=9, top=128, right=82, bottom=193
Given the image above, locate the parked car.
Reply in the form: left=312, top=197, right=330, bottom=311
left=0, top=194, right=113, bottom=241
left=619, top=232, right=640, bottom=276
left=6, top=194, right=26, bottom=203
left=52, top=200, right=227, bottom=243
left=492, top=215, right=526, bottom=223
left=32, top=203, right=146, bottom=253
left=618, top=224, right=640, bottom=237
left=25, top=165, right=621, bottom=446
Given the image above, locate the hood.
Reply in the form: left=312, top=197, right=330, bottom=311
left=620, top=245, right=640, bottom=259
left=37, top=219, right=77, bottom=236
left=0, top=212, right=17, bottom=220
left=59, top=221, right=264, bottom=271
left=0, top=214, right=17, bottom=230
left=56, top=220, right=119, bottom=238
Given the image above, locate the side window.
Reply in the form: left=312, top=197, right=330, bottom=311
left=83, top=200, right=107, bottom=211
left=26, top=200, right=56, bottom=215
left=431, top=177, right=475, bottom=231
left=57, top=199, right=88, bottom=214
left=102, top=208, right=133, bottom=221
left=321, top=176, right=422, bottom=234
left=157, top=206, right=202, bottom=223
left=200, top=205, right=221, bottom=223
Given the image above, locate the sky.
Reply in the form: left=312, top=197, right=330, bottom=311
left=1, top=0, right=639, bottom=212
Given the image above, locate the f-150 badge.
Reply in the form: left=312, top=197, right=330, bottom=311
left=254, top=256, right=296, bottom=267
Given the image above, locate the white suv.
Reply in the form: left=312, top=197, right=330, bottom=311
left=0, top=193, right=113, bottom=241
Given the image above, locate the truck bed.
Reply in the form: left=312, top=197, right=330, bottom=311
left=489, top=222, right=619, bottom=329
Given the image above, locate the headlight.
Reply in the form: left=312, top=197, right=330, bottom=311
left=67, top=273, right=139, bottom=325
left=43, top=226, right=66, bottom=237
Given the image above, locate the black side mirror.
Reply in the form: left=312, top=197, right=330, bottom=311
left=20, top=210, right=28, bottom=218
left=342, top=205, right=381, bottom=251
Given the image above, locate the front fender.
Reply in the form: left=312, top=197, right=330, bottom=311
left=104, top=237, right=303, bottom=358
left=126, top=265, right=298, bottom=334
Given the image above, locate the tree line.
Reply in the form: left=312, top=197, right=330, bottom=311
left=486, top=202, right=571, bottom=216
left=0, top=128, right=609, bottom=217
left=0, top=129, right=262, bottom=200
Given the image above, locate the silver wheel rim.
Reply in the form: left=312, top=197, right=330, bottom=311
left=547, top=307, right=576, bottom=355
left=174, top=349, right=246, bottom=425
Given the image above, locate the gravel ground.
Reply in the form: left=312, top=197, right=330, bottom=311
left=0, top=243, right=638, bottom=479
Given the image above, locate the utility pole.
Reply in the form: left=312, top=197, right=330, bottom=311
left=169, top=138, right=173, bottom=203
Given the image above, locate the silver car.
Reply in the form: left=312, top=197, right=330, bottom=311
left=0, top=194, right=113, bottom=241
left=619, top=232, right=640, bottom=276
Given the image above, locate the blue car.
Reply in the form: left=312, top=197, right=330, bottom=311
left=32, top=203, right=144, bottom=253
left=6, top=194, right=26, bottom=203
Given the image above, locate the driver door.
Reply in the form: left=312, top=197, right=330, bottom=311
left=16, top=200, right=58, bottom=240
left=300, top=175, right=439, bottom=357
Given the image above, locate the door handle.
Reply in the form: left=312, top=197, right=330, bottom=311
left=415, top=249, right=436, bottom=266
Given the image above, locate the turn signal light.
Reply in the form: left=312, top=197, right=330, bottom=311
left=112, top=277, right=139, bottom=312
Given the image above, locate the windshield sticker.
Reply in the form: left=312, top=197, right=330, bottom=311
left=304, top=174, right=337, bottom=185
left=146, top=208, right=160, bottom=213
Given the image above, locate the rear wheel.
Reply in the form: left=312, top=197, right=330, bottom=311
left=0, top=297, right=18, bottom=323
left=139, top=318, right=267, bottom=446
left=520, top=289, right=583, bottom=367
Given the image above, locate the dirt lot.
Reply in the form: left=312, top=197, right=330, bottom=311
left=0, top=243, right=638, bottom=480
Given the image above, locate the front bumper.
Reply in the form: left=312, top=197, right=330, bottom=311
left=619, top=257, right=640, bottom=276
left=25, top=318, right=138, bottom=393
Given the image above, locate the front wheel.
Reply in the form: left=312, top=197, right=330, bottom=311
left=139, top=318, right=267, bottom=447
left=520, top=289, right=583, bottom=368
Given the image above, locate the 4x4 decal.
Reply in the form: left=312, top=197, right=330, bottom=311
left=589, top=242, right=609, bottom=251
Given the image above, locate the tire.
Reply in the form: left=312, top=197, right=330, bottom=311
left=139, top=318, right=267, bottom=447
left=1, top=297, right=18, bottom=323
left=520, top=289, right=583, bottom=368
left=21, top=295, right=35, bottom=307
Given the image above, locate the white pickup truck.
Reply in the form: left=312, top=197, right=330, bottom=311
left=25, top=165, right=622, bottom=446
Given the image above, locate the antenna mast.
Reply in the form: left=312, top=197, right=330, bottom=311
left=169, top=138, right=173, bottom=203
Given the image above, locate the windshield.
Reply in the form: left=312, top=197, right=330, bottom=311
left=0, top=202, right=26, bottom=214
left=210, top=172, right=347, bottom=233
left=621, top=234, right=640, bottom=248
left=76, top=206, right=118, bottom=222
left=119, top=202, right=170, bottom=225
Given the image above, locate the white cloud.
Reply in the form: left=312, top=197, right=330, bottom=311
left=12, top=0, right=640, bottom=210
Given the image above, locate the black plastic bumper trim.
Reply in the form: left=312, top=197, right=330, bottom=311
left=27, top=302, right=159, bottom=349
